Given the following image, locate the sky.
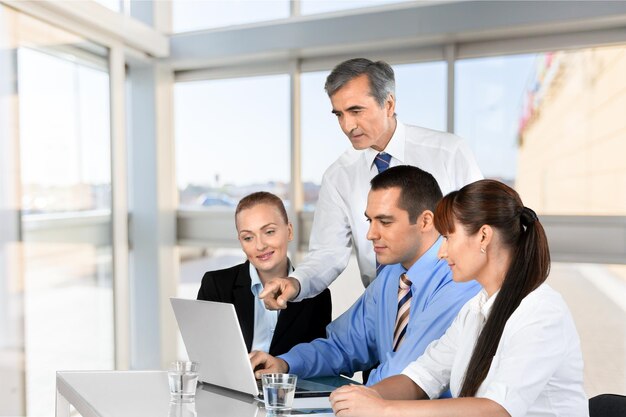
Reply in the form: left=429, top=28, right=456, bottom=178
left=18, top=48, right=111, bottom=187
left=455, top=54, right=537, bottom=180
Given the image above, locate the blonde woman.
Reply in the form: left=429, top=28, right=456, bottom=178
left=198, top=191, right=331, bottom=356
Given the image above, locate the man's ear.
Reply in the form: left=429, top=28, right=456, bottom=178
left=420, top=210, right=435, bottom=231
left=385, top=94, right=396, bottom=117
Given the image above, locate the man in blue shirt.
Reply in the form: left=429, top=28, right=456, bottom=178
left=249, top=165, right=480, bottom=385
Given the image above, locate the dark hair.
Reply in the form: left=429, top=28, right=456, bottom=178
left=370, top=165, right=443, bottom=224
left=325, top=58, right=395, bottom=108
left=235, top=192, right=289, bottom=225
left=434, top=179, right=550, bottom=397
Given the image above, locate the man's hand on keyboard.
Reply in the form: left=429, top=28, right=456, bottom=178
left=249, top=350, right=289, bottom=379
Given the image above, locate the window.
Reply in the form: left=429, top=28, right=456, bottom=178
left=393, top=61, right=447, bottom=132
left=455, top=53, right=537, bottom=184
left=19, top=56, right=113, bottom=415
left=22, top=242, right=112, bottom=415
left=300, top=71, right=348, bottom=208
left=18, top=48, right=111, bottom=213
left=175, top=74, right=291, bottom=209
left=10, top=15, right=113, bottom=416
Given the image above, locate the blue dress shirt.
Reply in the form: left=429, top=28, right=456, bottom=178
left=249, top=261, right=294, bottom=352
left=279, top=237, right=481, bottom=386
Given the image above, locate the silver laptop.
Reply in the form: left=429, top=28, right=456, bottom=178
left=170, top=298, right=340, bottom=403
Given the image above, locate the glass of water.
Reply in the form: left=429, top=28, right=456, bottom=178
left=168, top=361, right=199, bottom=403
left=261, top=373, right=298, bottom=411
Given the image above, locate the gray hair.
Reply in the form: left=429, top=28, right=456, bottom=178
left=324, top=58, right=395, bottom=108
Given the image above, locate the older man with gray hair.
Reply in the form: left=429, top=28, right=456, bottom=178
left=261, top=58, right=482, bottom=308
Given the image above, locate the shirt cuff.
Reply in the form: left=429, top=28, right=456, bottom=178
left=289, top=272, right=307, bottom=302
left=278, top=351, right=305, bottom=376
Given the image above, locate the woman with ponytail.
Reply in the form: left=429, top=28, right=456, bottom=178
left=330, top=179, right=588, bottom=417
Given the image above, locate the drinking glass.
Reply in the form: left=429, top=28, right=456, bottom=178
left=168, top=361, right=199, bottom=403
left=261, top=373, right=297, bottom=411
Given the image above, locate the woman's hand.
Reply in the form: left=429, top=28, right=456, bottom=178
left=330, top=384, right=387, bottom=417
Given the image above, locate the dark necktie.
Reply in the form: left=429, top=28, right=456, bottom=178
left=374, top=152, right=392, bottom=173
left=392, top=273, right=412, bottom=351
left=374, top=152, right=392, bottom=276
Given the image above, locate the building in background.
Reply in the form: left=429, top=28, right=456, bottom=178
left=517, top=46, right=626, bottom=215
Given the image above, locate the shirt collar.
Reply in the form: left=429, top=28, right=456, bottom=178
left=404, top=235, right=443, bottom=287
left=364, top=119, right=406, bottom=171
left=475, top=288, right=499, bottom=319
left=249, top=262, right=262, bottom=293
left=249, top=259, right=294, bottom=295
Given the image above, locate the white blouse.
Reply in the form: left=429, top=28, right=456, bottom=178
left=402, top=284, right=588, bottom=417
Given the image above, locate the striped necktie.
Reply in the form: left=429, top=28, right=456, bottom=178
left=392, top=273, right=412, bottom=351
left=374, top=152, right=392, bottom=276
left=374, top=152, right=392, bottom=173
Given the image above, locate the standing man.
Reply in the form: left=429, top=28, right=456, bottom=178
left=261, top=58, right=482, bottom=308
left=250, top=166, right=481, bottom=385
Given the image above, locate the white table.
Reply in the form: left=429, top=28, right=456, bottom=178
left=56, top=370, right=325, bottom=417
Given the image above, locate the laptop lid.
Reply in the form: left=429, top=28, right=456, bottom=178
left=170, top=297, right=347, bottom=407
left=170, top=298, right=260, bottom=396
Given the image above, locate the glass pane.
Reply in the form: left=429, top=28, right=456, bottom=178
left=455, top=53, right=536, bottom=184
left=0, top=7, right=23, bottom=416
left=301, top=71, right=348, bottom=208
left=301, top=0, right=412, bottom=15
left=394, top=61, right=446, bottom=132
left=172, top=0, right=290, bottom=33
left=23, top=242, right=113, bottom=416
left=13, top=14, right=114, bottom=416
left=18, top=48, right=111, bottom=213
left=300, top=61, right=446, bottom=209
left=175, top=74, right=291, bottom=209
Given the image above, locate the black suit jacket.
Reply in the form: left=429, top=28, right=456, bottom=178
left=197, top=260, right=332, bottom=357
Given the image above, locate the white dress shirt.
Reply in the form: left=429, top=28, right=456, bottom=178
left=402, top=284, right=589, bottom=417
left=292, top=121, right=483, bottom=299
